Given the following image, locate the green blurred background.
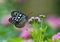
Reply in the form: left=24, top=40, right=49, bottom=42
left=0, top=0, right=60, bottom=41
left=0, top=0, right=60, bottom=16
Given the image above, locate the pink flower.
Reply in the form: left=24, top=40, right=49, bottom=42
left=18, top=22, right=32, bottom=38
left=52, top=32, right=60, bottom=42
left=23, top=39, right=33, bottom=42
left=1, top=14, right=11, bottom=25
left=46, top=16, right=60, bottom=29
left=20, top=30, right=31, bottom=38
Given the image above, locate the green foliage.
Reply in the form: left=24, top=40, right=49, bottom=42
left=29, top=16, right=56, bottom=42
left=0, top=24, right=21, bottom=40
left=55, top=39, right=60, bottom=42
left=7, top=37, right=23, bottom=42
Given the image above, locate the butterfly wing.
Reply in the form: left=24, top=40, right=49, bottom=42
left=9, top=11, right=28, bottom=28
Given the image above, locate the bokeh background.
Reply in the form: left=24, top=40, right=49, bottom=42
left=0, top=0, right=60, bottom=42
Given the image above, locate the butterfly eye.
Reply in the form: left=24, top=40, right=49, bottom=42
left=9, top=18, right=12, bottom=23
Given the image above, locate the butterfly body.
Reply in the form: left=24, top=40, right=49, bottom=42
left=9, top=11, right=28, bottom=28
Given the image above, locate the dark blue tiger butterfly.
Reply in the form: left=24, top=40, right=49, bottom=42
left=9, top=11, right=28, bottom=28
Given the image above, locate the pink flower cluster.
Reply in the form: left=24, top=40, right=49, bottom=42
left=52, top=32, right=60, bottom=42
left=19, top=22, right=31, bottom=38
left=23, top=39, right=33, bottom=42
left=46, top=16, right=60, bottom=29
left=1, top=14, right=11, bottom=25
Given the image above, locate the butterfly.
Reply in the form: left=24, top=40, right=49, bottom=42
left=9, top=11, right=28, bottom=28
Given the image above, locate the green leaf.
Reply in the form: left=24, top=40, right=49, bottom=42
left=7, top=37, right=23, bottom=42
left=55, top=39, right=60, bottom=42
